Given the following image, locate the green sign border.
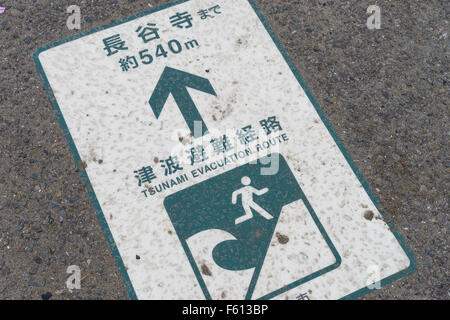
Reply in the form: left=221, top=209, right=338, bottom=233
left=33, top=0, right=416, bottom=300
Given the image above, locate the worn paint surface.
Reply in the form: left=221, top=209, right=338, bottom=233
left=34, top=0, right=414, bottom=299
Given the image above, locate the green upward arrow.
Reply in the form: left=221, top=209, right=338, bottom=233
left=149, top=67, right=217, bottom=138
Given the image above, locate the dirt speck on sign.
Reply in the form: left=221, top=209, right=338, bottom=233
left=364, top=210, right=374, bottom=221
left=276, top=232, right=289, bottom=244
left=77, top=160, right=87, bottom=171
left=201, top=264, right=212, bottom=276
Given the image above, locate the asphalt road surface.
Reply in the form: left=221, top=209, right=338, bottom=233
left=0, top=0, right=448, bottom=300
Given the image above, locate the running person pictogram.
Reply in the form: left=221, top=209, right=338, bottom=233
left=232, top=176, right=273, bottom=224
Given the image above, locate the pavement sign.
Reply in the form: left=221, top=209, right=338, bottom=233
left=34, top=0, right=415, bottom=300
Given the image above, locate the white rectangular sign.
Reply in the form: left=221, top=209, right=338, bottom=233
left=34, top=0, right=415, bottom=300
